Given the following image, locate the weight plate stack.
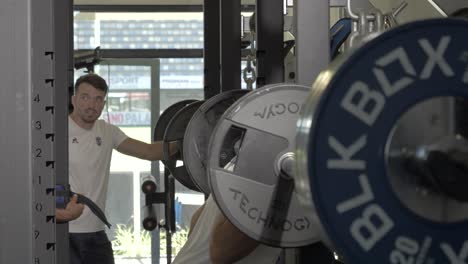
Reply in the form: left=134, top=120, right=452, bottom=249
left=154, top=99, right=198, bottom=144
left=163, top=100, right=205, bottom=192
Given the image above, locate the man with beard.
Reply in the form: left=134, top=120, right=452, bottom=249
left=68, top=73, right=177, bottom=264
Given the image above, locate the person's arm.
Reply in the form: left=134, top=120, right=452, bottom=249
left=188, top=203, right=206, bottom=236
left=56, top=195, right=84, bottom=223
left=209, top=213, right=259, bottom=264
left=116, top=138, right=178, bottom=161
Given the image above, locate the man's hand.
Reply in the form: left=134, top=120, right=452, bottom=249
left=56, top=194, right=85, bottom=222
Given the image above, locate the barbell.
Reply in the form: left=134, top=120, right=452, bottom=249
left=153, top=18, right=468, bottom=263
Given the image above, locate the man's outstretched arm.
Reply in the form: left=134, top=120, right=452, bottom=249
left=116, top=138, right=179, bottom=161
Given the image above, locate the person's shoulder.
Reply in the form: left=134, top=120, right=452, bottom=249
left=95, top=119, right=119, bottom=130
left=95, top=119, right=112, bottom=126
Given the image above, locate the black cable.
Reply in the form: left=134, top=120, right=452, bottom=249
left=72, top=191, right=112, bottom=228
left=56, top=185, right=112, bottom=228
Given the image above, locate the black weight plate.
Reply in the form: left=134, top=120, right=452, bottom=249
left=153, top=99, right=198, bottom=143
left=184, top=90, right=251, bottom=194
left=163, top=100, right=205, bottom=192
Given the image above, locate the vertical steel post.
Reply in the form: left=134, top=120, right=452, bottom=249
left=220, top=0, right=241, bottom=91
left=294, top=0, right=330, bottom=86
left=54, top=0, right=73, bottom=262
left=0, top=0, right=35, bottom=261
left=256, top=0, right=284, bottom=86
left=31, top=0, right=58, bottom=262
left=204, top=0, right=222, bottom=99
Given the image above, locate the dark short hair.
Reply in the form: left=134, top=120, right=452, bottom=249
left=74, top=73, right=108, bottom=94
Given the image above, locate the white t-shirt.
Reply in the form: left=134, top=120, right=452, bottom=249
left=172, top=195, right=281, bottom=264
left=68, top=117, right=128, bottom=233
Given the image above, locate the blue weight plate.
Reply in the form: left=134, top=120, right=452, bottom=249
left=299, top=18, right=468, bottom=263
left=208, top=83, right=323, bottom=248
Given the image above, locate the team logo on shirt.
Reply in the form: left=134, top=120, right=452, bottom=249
left=96, top=137, right=102, bottom=146
left=72, top=137, right=79, bottom=144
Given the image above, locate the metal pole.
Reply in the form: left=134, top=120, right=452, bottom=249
left=294, top=0, right=330, bottom=86
left=54, top=0, right=73, bottom=262
left=151, top=60, right=161, bottom=264
left=220, top=0, right=241, bottom=91
left=31, top=0, right=58, bottom=262
left=426, top=0, right=468, bottom=16
left=0, top=0, right=34, bottom=262
left=256, top=0, right=284, bottom=86
left=204, top=0, right=221, bottom=99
